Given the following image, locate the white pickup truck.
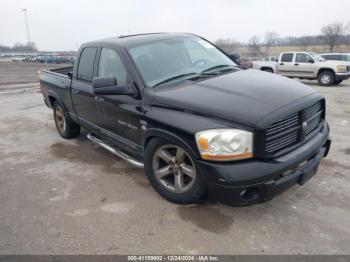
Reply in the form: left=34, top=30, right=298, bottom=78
left=253, top=52, right=350, bottom=86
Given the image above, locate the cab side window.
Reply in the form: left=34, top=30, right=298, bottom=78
left=77, top=47, right=97, bottom=82
left=281, top=53, right=293, bottom=62
left=98, top=48, right=128, bottom=85
left=295, top=53, right=313, bottom=63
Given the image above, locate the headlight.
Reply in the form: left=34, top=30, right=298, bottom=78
left=337, top=65, right=347, bottom=73
left=195, top=129, right=253, bottom=161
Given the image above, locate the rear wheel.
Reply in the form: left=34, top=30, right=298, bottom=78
left=317, top=71, right=335, bottom=86
left=144, top=138, right=205, bottom=204
left=261, top=68, right=274, bottom=73
left=53, top=102, right=81, bottom=139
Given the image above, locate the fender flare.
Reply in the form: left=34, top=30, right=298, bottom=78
left=143, top=128, right=199, bottom=159
left=45, top=90, right=73, bottom=120
left=317, top=67, right=336, bottom=76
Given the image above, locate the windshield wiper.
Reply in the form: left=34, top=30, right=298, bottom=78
left=152, top=66, right=234, bottom=87
left=201, top=64, right=234, bottom=74
left=152, top=73, right=199, bottom=87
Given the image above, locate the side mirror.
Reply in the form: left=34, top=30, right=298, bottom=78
left=92, top=77, right=117, bottom=89
left=308, top=59, right=315, bottom=64
left=227, top=53, right=241, bottom=65
left=67, top=71, right=73, bottom=79
left=92, top=77, right=134, bottom=96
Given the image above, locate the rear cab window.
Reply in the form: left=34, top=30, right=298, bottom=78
left=77, top=47, right=98, bottom=82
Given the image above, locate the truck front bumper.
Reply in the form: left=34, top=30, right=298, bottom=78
left=196, top=122, right=331, bottom=206
left=335, top=72, right=350, bottom=80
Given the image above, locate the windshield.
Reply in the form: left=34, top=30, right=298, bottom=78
left=309, top=52, right=325, bottom=62
left=127, top=36, right=236, bottom=87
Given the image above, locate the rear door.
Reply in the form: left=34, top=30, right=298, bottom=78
left=71, top=46, right=99, bottom=128
left=277, top=53, right=295, bottom=76
left=293, top=53, right=317, bottom=78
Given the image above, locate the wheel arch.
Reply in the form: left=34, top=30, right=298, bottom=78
left=261, top=67, right=275, bottom=73
left=48, top=95, right=57, bottom=107
left=47, top=91, right=70, bottom=112
left=317, top=67, right=335, bottom=77
left=144, top=128, right=199, bottom=159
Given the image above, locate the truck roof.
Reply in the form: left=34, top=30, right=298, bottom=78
left=84, top=32, right=197, bottom=47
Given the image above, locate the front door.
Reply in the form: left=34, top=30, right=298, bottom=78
left=293, top=53, right=316, bottom=78
left=95, top=47, right=143, bottom=147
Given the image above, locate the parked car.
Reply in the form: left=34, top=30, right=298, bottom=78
left=239, top=57, right=253, bottom=68
left=252, top=59, right=277, bottom=73
left=321, top=53, right=350, bottom=64
left=12, top=56, right=26, bottom=62
left=226, top=53, right=253, bottom=68
left=253, top=52, right=350, bottom=86
left=39, top=33, right=331, bottom=206
left=262, top=57, right=278, bottom=62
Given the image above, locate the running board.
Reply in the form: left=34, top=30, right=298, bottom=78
left=87, top=133, right=144, bottom=168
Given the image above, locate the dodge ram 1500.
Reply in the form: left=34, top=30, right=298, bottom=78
left=40, top=33, right=331, bottom=206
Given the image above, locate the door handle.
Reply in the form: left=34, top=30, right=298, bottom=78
left=294, top=63, right=299, bottom=66
left=279, top=63, right=284, bottom=65
left=72, top=88, right=79, bottom=94
left=94, top=96, right=104, bottom=103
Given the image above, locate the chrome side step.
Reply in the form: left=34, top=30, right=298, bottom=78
left=87, top=133, right=144, bottom=168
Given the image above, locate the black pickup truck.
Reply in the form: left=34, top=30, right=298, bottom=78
left=40, top=33, right=331, bottom=206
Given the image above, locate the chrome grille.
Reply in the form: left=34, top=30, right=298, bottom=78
left=265, top=101, right=323, bottom=154
left=305, top=102, right=322, bottom=135
left=266, top=113, right=299, bottom=153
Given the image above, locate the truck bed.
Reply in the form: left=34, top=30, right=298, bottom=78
left=40, top=66, right=74, bottom=111
left=43, top=66, right=73, bottom=78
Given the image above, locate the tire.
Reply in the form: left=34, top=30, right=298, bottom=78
left=144, top=138, right=206, bottom=204
left=261, top=68, right=274, bottom=73
left=334, top=80, right=343, bottom=85
left=53, top=101, right=81, bottom=139
left=317, top=71, right=335, bottom=86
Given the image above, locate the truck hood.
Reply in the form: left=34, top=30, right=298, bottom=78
left=150, top=69, right=318, bottom=127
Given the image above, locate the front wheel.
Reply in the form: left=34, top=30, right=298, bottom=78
left=317, top=71, right=335, bottom=86
left=144, top=138, right=206, bottom=204
left=53, top=102, right=81, bottom=139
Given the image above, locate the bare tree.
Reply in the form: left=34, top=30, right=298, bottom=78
left=264, top=31, right=280, bottom=55
left=248, top=35, right=261, bottom=57
left=321, top=22, right=344, bottom=52
left=11, top=42, right=37, bottom=52
left=215, top=38, right=238, bottom=53
left=346, top=22, right=350, bottom=34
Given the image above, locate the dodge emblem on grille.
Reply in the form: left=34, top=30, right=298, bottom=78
left=302, top=121, right=308, bottom=130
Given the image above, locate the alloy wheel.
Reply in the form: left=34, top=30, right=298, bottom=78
left=55, top=105, right=66, bottom=134
left=152, top=144, right=196, bottom=193
left=321, top=74, right=331, bottom=85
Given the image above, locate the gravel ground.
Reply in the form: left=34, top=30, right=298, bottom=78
left=0, top=60, right=69, bottom=85
left=0, top=61, right=349, bottom=254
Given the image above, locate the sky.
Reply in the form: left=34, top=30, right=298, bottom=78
left=0, top=0, right=349, bottom=51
